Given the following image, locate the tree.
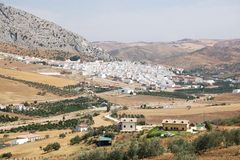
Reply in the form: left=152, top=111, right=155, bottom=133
left=127, top=140, right=139, bottom=160
left=168, top=139, right=195, bottom=154
left=138, top=138, right=164, bottom=159
left=107, top=105, right=111, bottom=112
left=174, top=152, right=197, bottom=160
left=193, top=135, right=209, bottom=153
left=107, top=149, right=124, bottom=160
left=43, top=142, right=60, bottom=152
left=0, top=152, right=12, bottom=159
left=204, top=121, right=212, bottom=131
left=70, top=135, right=81, bottom=145
left=59, top=133, right=66, bottom=138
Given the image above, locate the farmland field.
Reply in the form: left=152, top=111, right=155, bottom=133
left=0, top=67, right=77, bottom=87
left=0, top=78, right=60, bottom=104
left=0, top=130, right=86, bottom=159
left=119, top=103, right=240, bottom=123
left=97, top=93, right=184, bottom=107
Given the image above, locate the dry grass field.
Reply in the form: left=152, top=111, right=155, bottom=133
left=0, top=59, right=55, bottom=72
left=0, top=130, right=87, bottom=159
left=92, top=112, right=114, bottom=127
left=214, top=93, right=240, bottom=103
left=199, top=145, right=240, bottom=160
left=98, top=93, right=183, bottom=107
left=0, top=67, right=77, bottom=87
left=0, top=78, right=60, bottom=104
left=119, top=100, right=240, bottom=123
left=152, top=145, right=240, bottom=160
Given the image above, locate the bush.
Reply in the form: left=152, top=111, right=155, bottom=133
left=107, top=149, right=125, bottom=160
left=0, top=152, right=12, bottom=159
left=43, top=142, right=61, bottom=152
left=77, top=137, right=164, bottom=160
left=139, top=91, right=195, bottom=100
left=70, top=55, right=80, bottom=61
left=59, top=133, right=66, bottom=138
left=127, top=140, right=139, bottom=160
left=224, top=129, right=240, bottom=146
left=70, top=135, right=81, bottom=145
left=204, top=121, right=212, bottom=131
left=168, top=139, right=195, bottom=154
left=0, top=115, right=18, bottom=123
left=138, top=138, right=164, bottom=159
left=211, top=116, right=240, bottom=126
left=174, top=152, right=197, bottom=160
left=78, top=150, right=108, bottom=160
left=193, top=131, right=224, bottom=153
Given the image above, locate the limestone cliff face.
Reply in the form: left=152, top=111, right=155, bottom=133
left=0, top=3, right=114, bottom=61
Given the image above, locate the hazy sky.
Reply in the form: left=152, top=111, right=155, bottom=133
left=1, top=0, right=240, bottom=42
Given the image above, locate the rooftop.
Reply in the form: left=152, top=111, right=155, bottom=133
left=120, top=118, right=138, bottom=123
left=99, top=136, right=112, bottom=141
left=16, top=134, right=40, bottom=139
left=162, top=119, right=189, bottom=124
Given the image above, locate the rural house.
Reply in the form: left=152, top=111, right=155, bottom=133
left=11, top=134, right=41, bottom=145
left=120, top=118, right=137, bottom=132
left=232, top=89, right=240, bottom=94
left=162, top=119, right=190, bottom=131
left=74, top=123, right=88, bottom=132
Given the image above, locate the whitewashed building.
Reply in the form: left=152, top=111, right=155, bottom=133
left=12, top=134, right=41, bottom=145
left=75, top=123, right=88, bottom=132
left=120, top=118, right=137, bottom=132
left=233, top=89, right=240, bottom=94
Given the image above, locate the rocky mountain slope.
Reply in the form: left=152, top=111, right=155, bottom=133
left=0, top=3, right=113, bottom=61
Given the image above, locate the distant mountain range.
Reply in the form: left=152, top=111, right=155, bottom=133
left=0, top=3, right=114, bottom=61
left=94, top=39, right=240, bottom=70
left=0, top=3, right=239, bottom=73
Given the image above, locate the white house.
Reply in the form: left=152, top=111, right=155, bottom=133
left=11, top=138, right=28, bottom=145
left=120, top=118, right=137, bottom=132
left=75, top=123, right=88, bottom=132
left=12, top=134, right=41, bottom=145
left=0, top=104, right=6, bottom=110
left=232, top=89, right=240, bottom=94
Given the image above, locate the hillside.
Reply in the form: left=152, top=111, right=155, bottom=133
left=94, top=39, right=218, bottom=64
left=0, top=3, right=113, bottom=61
left=164, top=39, right=240, bottom=69
left=95, top=39, right=240, bottom=73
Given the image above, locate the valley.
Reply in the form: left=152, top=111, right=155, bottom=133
left=0, top=2, right=239, bottom=160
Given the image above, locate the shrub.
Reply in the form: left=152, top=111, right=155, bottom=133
left=138, top=138, right=164, bottom=159
left=59, top=133, right=66, bottom=138
left=204, top=121, right=212, bottom=131
left=107, top=149, right=125, bottom=160
left=43, top=142, right=60, bottom=152
left=0, top=152, right=12, bottom=159
left=211, top=116, right=240, bottom=126
left=127, top=140, right=139, bottom=159
left=193, top=131, right=224, bottom=153
left=168, top=139, right=195, bottom=154
left=174, top=152, right=197, bottom=160
left=70, top=135, right=81, bottom=145
left=224, top=129, right=240, bottom=146
left=78, top=150, right=108, bottom=160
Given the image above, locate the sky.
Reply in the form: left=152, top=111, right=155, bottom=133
left=1, top=0, right=240, bottom=42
